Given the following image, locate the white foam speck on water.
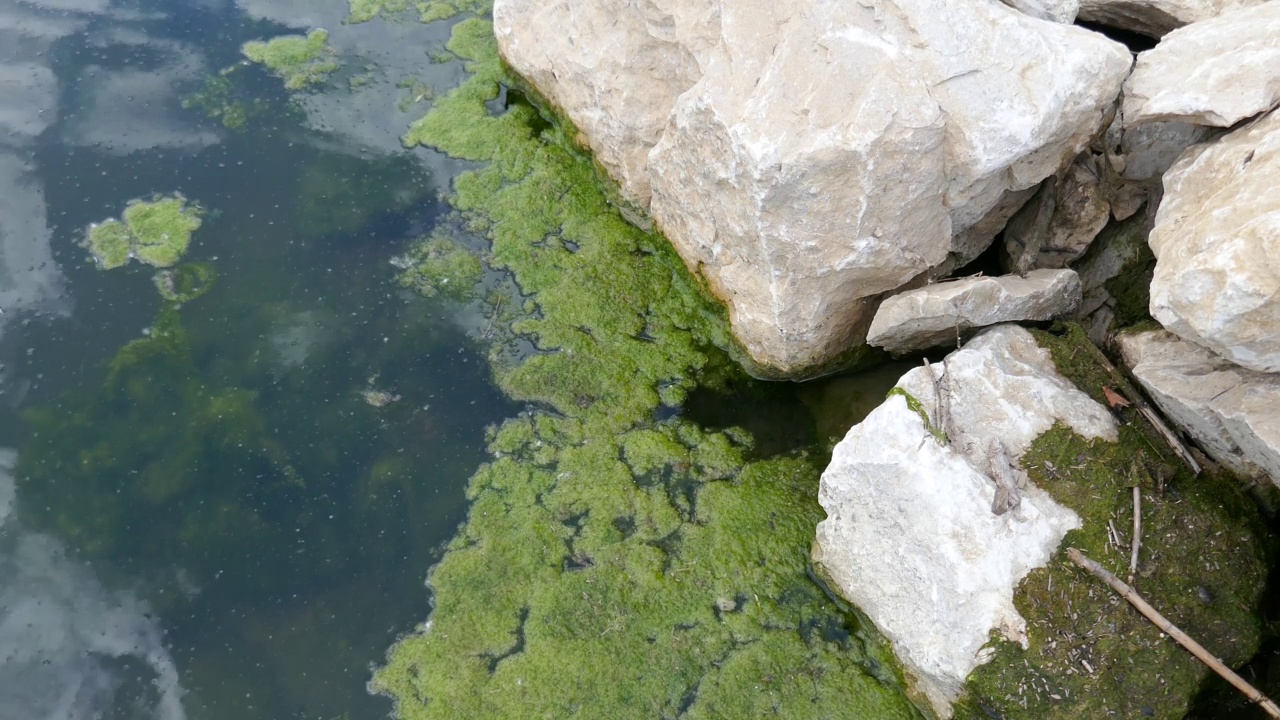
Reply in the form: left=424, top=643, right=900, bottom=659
left=0, top=449, right=189, bottom=720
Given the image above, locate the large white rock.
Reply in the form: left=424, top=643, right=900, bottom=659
left=1117, top=330, right=1280, bottom=482
left=867, top=269, right=1081, bottom=353
left=1148, top=110, right=1280, bottom=372
left=496, top=0, right=1131, bottom=375
left=814, top=325, right=1116, bottom=718
left=1077, top=0, right=1272, bottom=37
left=1124, top=3, right=1280, bottom=127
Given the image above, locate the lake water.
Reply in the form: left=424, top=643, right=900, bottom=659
left=0, top=1, right=909, bottom=719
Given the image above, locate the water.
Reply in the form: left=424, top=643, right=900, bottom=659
left=0, top=2, right=914, bottom=718
left=0, top=1, right=514, bottom=718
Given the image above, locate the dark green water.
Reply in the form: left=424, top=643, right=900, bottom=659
left=0, top=1, right=513, bottom=718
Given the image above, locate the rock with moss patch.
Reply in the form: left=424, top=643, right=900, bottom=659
left=1118, top=328, right=1280, bottom=483
left=814, top=324, right=1116, bottom=718
left=83, top=195, right=203, bottom=270
left=242, top=30, right=339, bottom=91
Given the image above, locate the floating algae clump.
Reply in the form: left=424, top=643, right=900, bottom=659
left=372, top=19, right=920, bottom=719
left=84, top=195, right=203, bottom=269
left=395, top=232, right=483, bottom=301
left=242, top=29, right=339, bottom=91
left=345, top=0, right=489, bottom=24
left=153, top=262, right=216, bottom=303
left=954, top=324, right=1271, bottom=719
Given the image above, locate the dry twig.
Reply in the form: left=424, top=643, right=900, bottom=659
left=1130, top=487, right=1142, bottom=580
left=1068, top=548, right=1280, bottom=719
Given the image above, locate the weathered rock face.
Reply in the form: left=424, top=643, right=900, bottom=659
left=1123, top=3, right=1280, bottom=127
left=496, top=0, right=1131, bottom=376
left=814, top=325, right=1116, bottom=718
left=1000, top=0, right=1081, bottom=22
left=1120, top=120, right=1214, bottom=180
left=1118, top=329, right=1280, bottom=483
left=1077, top=0, right=1271, bottom=37
left=1148, top=109, right=1280, bottom=372
left=1003, top=157, right=1115, bottom=272
left=867, top=269, right=1081, bottom=353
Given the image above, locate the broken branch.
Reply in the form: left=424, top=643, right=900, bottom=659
left=1068, top=548, right=1280, bottom=719
left=1130, top=486, right=1141, bottom=580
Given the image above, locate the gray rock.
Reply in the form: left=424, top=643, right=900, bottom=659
left=814, top=325, right=1115, bottom=718
left=495, top=0, right=1131, bottom=376
left=867, top=269, right=1082, bottom=353
left=1077, top=0, right=1272, bottom=37
left=1148, top=110, right=1280, bottom=372
left=1124, top=3, right=1280, bottom=127
left=1003, top=156, right=1114, bottom=272
left=1117, top=330, right=1280, bottom=483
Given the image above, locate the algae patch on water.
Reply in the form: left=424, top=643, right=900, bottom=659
left=954, top=324, right=1272, bottom=720
left=373, top=18, right=920, bottom=719
left=83, top=195, right=203, bottom=269
left=394, top=232, right=483, bottom=301
left=242, top=29, right=339, bottom=91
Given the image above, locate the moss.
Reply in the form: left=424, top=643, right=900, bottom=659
left=885, top=386, right=946, bottom=444
left=373, top=20, right=920, bottom=719
left=954, top=324, right=1272, bottom=719
left=153, top=262, right=216, bottom=303
left=395, top=232, right=484, bottom=301
left=83, top=195, right=203, bottom=269
left=345, top=0, right=491, bottom=24
left=1104, top=238, right=1158, bottom=329
left=242, top=30, right=339, bottom=91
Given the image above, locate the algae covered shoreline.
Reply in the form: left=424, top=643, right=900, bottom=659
left=371, top=17, right=925, bottom=718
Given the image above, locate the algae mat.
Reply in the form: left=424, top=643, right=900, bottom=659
left=372, top=19, right=922, bottom=719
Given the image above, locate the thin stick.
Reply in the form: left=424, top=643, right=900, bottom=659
left=1130, top=487, right=1142, bottom=580
left=1068, top=548, right=1280, bottom=719
left=1079, top=332, right=1202, bottom=475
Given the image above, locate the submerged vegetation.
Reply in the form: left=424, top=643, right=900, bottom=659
left=84, top=195, right=204, bottom=269
left=242, top=30, right=340, bottom=91
left=955, top=324, right=1272, bottom=719
left=394, top=232, right=484, bottom=301
left=345, top=0, right=490, bottom=24
left=373, top=19, right=920, bottom=718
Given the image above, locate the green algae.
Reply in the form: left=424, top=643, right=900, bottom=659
left=242, top=30, right=339, bottom=91
left=153, top=262, right=216, bottom=303
left=84, top=195, right=203, bottom=269
left=181, top=74, right=259, bottom=131
left=345, top=0, right=490, bottom=24
left=954, top=324, right=1272, bottom=719
left=372, top=19, right=920, bottom=719
left=395, top=232, right=483, bottom=301
left=885, top=386, right=946, bottom=444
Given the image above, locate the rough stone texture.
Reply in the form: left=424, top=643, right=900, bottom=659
left=496, top=0, right=1131, bottom=376
left=1000, top=0, right=1081, bottom=22
left=867, top=269, right=1082, bottom=353
left=1118, top=329, right=1280, bottom=483
left=1148, top=110, right=1280, bottom=372
left=1003, top=157, right=1114, bottom=272
left=1120, top=121, right=1215, bottom=180
left=1124, top=3, right=1280, bottom=127
left=1071, top=214, right=1149, bottom=344
left=814, top=325, right=1116, bottom=718
left=1077, top=0, right=1272, bottom=37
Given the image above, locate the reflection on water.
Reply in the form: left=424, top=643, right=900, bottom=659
left=0, top=0, right=514, bottom=717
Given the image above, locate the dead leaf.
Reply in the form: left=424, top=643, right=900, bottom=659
left=1102, top=386, right=1131, bottom=409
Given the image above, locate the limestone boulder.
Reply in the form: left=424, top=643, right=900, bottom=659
left=1148, top=110, right=1280, bottom=372
left=999, top=0, right=1081, bottom=22
left=496, top=0, right=1131, bottom=376
left=1077, top=0, right=1271, bottom=37
left=867, top=269, right=1081, bottom=353
left=1118, top=329, right=1280, bottom=483
left=814, top=325, right=1116, bottom=718
left=1124, top=3, right=1280, bottom=127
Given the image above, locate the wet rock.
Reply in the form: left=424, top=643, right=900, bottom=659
left=814, top=325, right=1116, bottom=718
left=496, top=0, right=1131, bottom=376
left=1148, top=109, right=1280, bottom=372
left=1077, top=0, right=1270, bottom=37
left=1123, top=3, right=1280, bottom=127
left=867, top=270, right=1082, bottom=353
left=1117, top=329, right=1280, bottom=483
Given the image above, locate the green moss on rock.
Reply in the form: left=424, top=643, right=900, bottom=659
left=242, top=30, right=339, bottom=91
left=372, top=19, right=920, bottom=719
left=955, top=324, right=1272, bottom=719
left=84, top=195, right=203, bottom=269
